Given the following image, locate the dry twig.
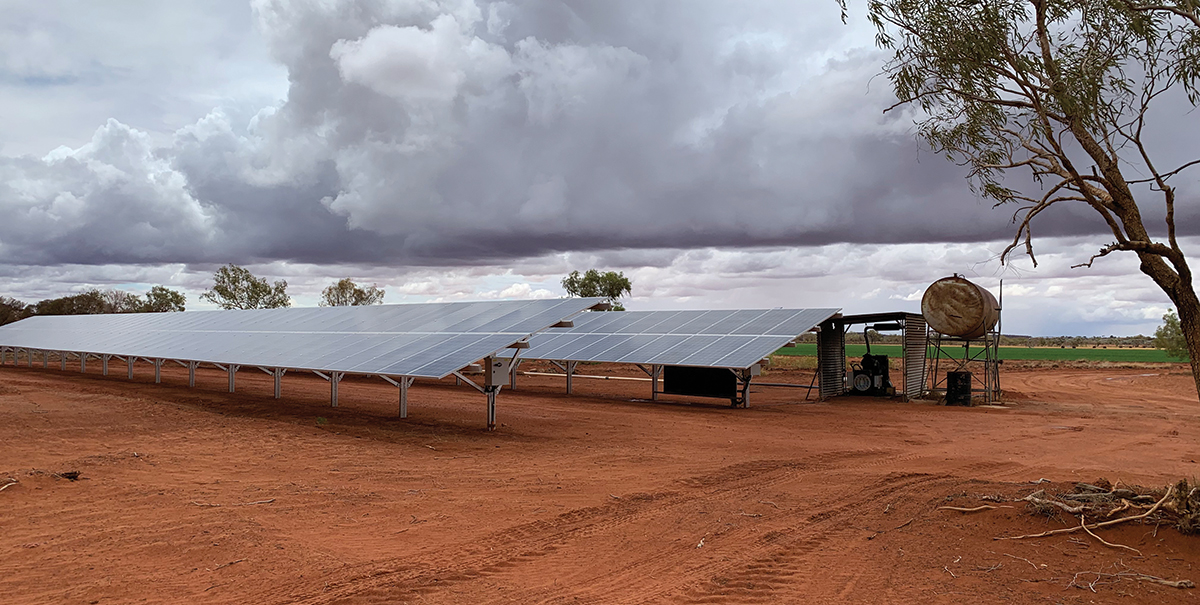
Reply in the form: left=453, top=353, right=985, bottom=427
left=0, top=478, right=17, bottom=492
left=208, top=558, right=246, bottom=571
left=190, top=498, right=276, bottom=508
left=938, top=505, right=1010, bottom=512
left=1001, top=553, right=1041, bottom=570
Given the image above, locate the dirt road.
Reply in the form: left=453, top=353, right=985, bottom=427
left=1, top=362, right=1197, bottom=603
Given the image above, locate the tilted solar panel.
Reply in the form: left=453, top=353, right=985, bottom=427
left=0, top=298, right=605, bottom=378
left=521, top=308, right=840, bottom=369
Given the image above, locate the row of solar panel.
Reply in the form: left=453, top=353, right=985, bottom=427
left=9, top=298, right=595, bottom=335
left=0, top=299, right=606, bottom=378
left=520, top=308, right=839, bottom=369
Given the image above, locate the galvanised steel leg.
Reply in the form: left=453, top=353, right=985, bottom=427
left=154, top=359, right=163, bottom=384
left=228, top=365, right=239, bottom=393
left=60, top=351, right=66, bottom=371
left=273, top=368, right=283, bottom=399
left=652, top=365, right=661, bottom=401
left=102, top=354, right=111, bottom=376
left=28, top=349, right=33, bottom=368
left=127, top=357, right=134, bottom=379
left=399, top=377, right=413, bottom=418
left=188, top=362, right=197, bottom=387
left=330, top=371, right=344, bottom=407
left=42, top=350, right=47, bottom=369
left=486, top=386, right=498, bottom=430
left=81, top=354, right=87, bottom=373
left=565, top=361, right=576, bottom=394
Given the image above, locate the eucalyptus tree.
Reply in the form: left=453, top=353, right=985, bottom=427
left=847, top=0, right=1200, bottom=396
left=201, top=265, right=291, bottom=310
left=320, top=278, right=385, bottom=306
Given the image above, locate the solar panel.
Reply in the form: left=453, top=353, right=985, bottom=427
left=0, top=298, right=605, bottom=378
left=522, top=308, right=840, bottom=369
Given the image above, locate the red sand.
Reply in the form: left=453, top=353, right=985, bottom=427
left=1, top=360, right=1198, bottom=604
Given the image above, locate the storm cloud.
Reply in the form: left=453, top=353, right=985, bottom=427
left=0, top=0, right=1073, bottom=267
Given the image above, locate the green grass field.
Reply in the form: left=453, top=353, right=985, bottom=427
left=774, top=343, right=1179, bottom=363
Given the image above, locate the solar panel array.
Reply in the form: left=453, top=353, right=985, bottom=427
left=521, top=308, right=840, bottom=369
left=0, top=298, right=604, bottom=378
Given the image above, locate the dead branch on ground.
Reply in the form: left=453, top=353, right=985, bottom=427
left=996, top=485, right=1173, bottom=541
left=190, top=498, right=275, bottom=508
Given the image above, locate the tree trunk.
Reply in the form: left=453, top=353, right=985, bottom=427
left=1173, top=290, right=1200, bottom=402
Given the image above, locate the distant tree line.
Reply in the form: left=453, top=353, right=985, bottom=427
left=0, top=285, right=187, bottom=326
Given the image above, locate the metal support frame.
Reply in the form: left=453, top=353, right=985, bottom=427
left=102, top=354, right=111, bottom=376
left=42, top=350, right=48, bottom=369
left=153, top=359, right=164, bottom=384
left=381, top=375, right=415, bottom=418
left=227, top=364, right=239, bottom=392
left=60, top=351, right=66, bottom=371
left=509, top=358, right=523, bottom=390
left=453, top=365, right=502, bottom=431
left=729, top=367, right=756, bottom=408
left=635, top=364, right=662, bottom=401
left=80, top=353, right=87, bottom=373
left=330, top=371, right=344, bottom=407
left=257, top=367, right=287, bottom=398
left=127, top=356, right=135, bottom=379
left=926, top=331, right=1001, bottom=405
left=188, top=361, right=198, bottom=387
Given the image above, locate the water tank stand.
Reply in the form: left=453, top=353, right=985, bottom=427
left=925, top=328, right=1001, bottom=405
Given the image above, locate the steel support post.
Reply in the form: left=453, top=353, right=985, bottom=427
left=81, top=353, right=87, bottom=373
left=102, top=354, right=111, bottom=376
left=154, top=359, right=164, bottom=384
left=28, top=349, right=34, bottom=368
left=0, top=346, right=6, bottom=365
left=652, top=365, right=661, bottom=401
left=400, top=377, right=412, bottom=418
left=486, top=386, right=498, bottom=430
left=127, top=357, right=134, bottom=379
left=565, top=361, right=577, bottom=394
left=273, top=368, right=284, bottom=399
left=42, top=350, right=48, bottom=369
left=330, top=371, right=344, bottom=407
left=188, top=361, right=198, bottom=387
left=227, top=365, right=239, bottom=392
left=60, top=352, right=66, bottom=371
left=509, top=359, right=522, bottom=390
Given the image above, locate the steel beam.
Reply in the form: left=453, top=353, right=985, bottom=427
left=486, top=385, right=498, bottom=430
left=330, top=371, right=344, bottom=407
left=274, top=368, right=285, bottom=399
left=188, top=361, right=198, bottom=387
left=102, top=354, right=111, bottom=376
left=227, top=365, right=239, bottom=392
left=154, top=359, right=164, bottom=384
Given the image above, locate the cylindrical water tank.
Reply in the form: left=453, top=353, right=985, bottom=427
left=921, top=276, right=1000, bottom=339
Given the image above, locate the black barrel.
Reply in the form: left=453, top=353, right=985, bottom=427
left=946, top=371, right=972, bottom=406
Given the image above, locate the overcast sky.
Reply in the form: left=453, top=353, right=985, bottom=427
left=2, top=0, right=1197, bottom=336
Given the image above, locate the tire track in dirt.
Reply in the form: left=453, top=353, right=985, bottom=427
left=275, top=461, right=949, bottom=604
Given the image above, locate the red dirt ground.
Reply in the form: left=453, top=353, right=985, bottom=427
left=1, top=359, right=1198, bottom=604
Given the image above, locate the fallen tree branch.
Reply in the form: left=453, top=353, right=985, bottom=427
left=996, top=485, right=1173, bottom=541
left=939, top=505, right=1011, bottom=512
left=1080, top=514, right=1142, bottom=556
left=1022, top=491, right=1085, bottom=514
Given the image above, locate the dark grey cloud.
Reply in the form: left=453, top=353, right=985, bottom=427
left=0, top=0, right=1194, bottom=270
